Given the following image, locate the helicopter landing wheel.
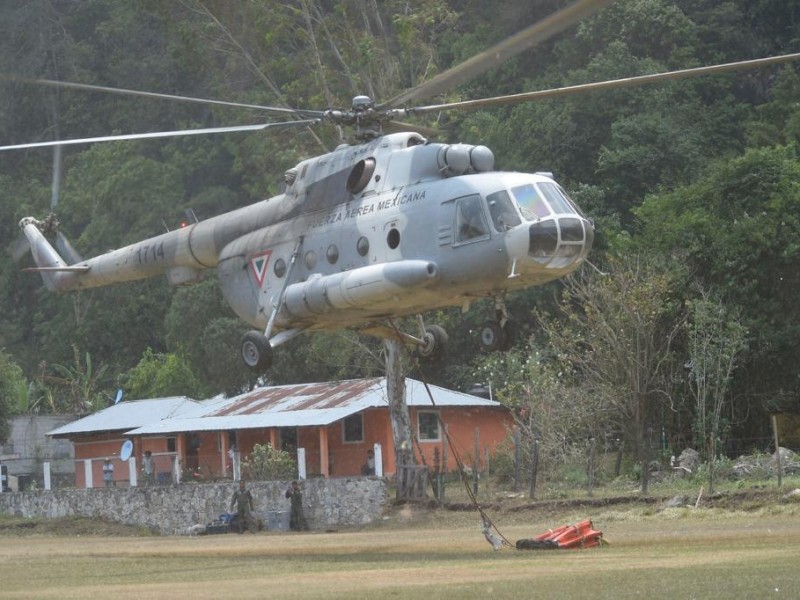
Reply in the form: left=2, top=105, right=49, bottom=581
left=241, top=330, right=273, bottom=372
left=479, top=320, right=507, bottom=352
left=416, top=324, right=449, bottom=360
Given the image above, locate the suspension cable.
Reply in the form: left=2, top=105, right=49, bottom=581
left=387, top=319, right=514, bottom=548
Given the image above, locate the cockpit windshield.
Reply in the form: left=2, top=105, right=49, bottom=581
left=512, top=184, right=550, bottom=220
left=512, top=182, right=582, bottom=220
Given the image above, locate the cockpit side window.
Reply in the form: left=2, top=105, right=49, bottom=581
left=486, top=190, right=522, bottom=232
left=455, top=195, right=490, bottom=243
left=512, top=184, right=550, bottom=220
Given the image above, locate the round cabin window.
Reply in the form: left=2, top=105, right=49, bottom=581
left=274, top=258, right=286, bottom=278
left=357, top=236, right=370, bottom=257
left=304, top=250, right=317, bottom=270
left=326, top=244, right=339, bottom=264
left=387, top=228, right=400, bottom=250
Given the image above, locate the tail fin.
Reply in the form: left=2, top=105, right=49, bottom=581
left=19, top=217, right=87, bottom=291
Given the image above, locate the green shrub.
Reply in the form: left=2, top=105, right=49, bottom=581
left=243, top=443, right=296, bottom=481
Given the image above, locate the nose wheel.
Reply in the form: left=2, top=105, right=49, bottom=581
left=241, top=330, right=273, bottom=372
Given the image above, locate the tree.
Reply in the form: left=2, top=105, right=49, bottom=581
left=686, top=292, right=748, bottom=492
left=636, top=145, right=800, bottom=419
left=0, top=350, right=26, bottom=441
left=540, top=255, right=685, bottom=491
left=123, top=348, right=206, bottom=400
left=44, top=344, right=110, bottom=414
left=471, top=345, right=598, bottom=476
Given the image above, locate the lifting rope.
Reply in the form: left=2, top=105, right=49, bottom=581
left=387, top=319, right=514, bottom=549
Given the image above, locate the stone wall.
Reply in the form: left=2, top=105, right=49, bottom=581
left=0, top=477, right=387, bottom=535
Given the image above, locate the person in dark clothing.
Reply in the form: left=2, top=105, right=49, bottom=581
left=285, top=480, right=309, bottom=531
left=230, top=480, right=256, bottom=533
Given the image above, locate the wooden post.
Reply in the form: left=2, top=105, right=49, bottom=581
left=529, top=437, right=539, bottom=499
left=772, top=414, right=783, bottom=488
left=513, top=428, right=521, bottom=492
left=472, top=428, right=480, bottom=497
left=587, top=436, right=595, bottom=498
left=614, top=439, right=624, bottom=477
left=641, top=427, right=652, bottom=496
left=440, top=426, right=448, bottom=501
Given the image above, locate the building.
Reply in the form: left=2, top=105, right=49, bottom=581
left=48, top=378, right=514, bottom=487
left=0, top=415, right=76, bottom=490
left=47, top=397, right=201, bottom=488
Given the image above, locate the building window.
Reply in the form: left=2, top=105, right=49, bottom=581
left=417, top=411, right=441, bottom=441
left=343, top=413, right=364, bottom=443
left=167, top=437, right=176, bottom=452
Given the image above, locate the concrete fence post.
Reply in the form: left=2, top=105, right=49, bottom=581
left=297, top=447, right=307, bottom=480
left=43, top=462, right=51, bottom=490
left=129, top=457, right=138, bottom=487
left=84, top=459, right=93, bottom=488
left=374, top=443, right=383, bottom=477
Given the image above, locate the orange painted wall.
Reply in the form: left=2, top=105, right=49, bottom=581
left=71, top=434, right=178, bottom=487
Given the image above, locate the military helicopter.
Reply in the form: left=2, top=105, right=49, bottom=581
left=3, top=0, right=799, bottom=372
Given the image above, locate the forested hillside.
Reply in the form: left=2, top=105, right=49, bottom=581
left=1, top=0, right=799, bottom=459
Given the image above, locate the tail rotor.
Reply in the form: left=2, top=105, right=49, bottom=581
left=10, top=144, right=82, bottom=265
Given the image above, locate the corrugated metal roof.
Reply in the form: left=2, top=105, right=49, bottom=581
left=47, top=397, right=200, bottom=437
left=126, top=378, right=503, bottom=436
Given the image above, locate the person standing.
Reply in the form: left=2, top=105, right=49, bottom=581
left=102, top=458, right=115, bottom=487
left=361, top=449, right=375, bottom=475
left=285, top=481, right=309, bottom=531
left=142, top=451, right=155, bottom=486
left=230, top=480, right=257, bottom=533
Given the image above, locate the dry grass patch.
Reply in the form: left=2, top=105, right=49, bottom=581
left=2, top=509, right=800, bottom=599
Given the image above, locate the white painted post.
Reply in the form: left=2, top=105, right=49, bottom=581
left=374, top=443, right=383, bottom=477
left=173, top=456, right=181, bottom=484
left=233, top=452, right=241, bottom=481
left=297, top=447, right=307, bottom=480
left=43, top=462, right=51, bottom=490
left=84, top=459, right=93, bottom=488
left=129, top=457, right=138, bottom=487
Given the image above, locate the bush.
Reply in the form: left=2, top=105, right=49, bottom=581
left=243, top=443, right=296, bottom=481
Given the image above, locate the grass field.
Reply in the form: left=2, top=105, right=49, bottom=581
left=2, top=499, right=800, bottom=599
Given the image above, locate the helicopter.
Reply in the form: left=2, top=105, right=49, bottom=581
left=3, top=0, right=800, bottom=373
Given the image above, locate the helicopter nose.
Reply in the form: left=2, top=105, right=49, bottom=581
left=528, top=216, right=593, bottom=268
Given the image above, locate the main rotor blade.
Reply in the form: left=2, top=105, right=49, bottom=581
left=51, top=145, right=63, bottom=211
left=0, top=74, right=325, bottom=119
left=11, top=237, right=30, bottom=263
left=403, top=53, right=800, bottom=115
left=381, top=120, right=440, bottom=138
left=379, top=0, right=615, bottom=109
left=0, top=119, right=320, bottom=152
